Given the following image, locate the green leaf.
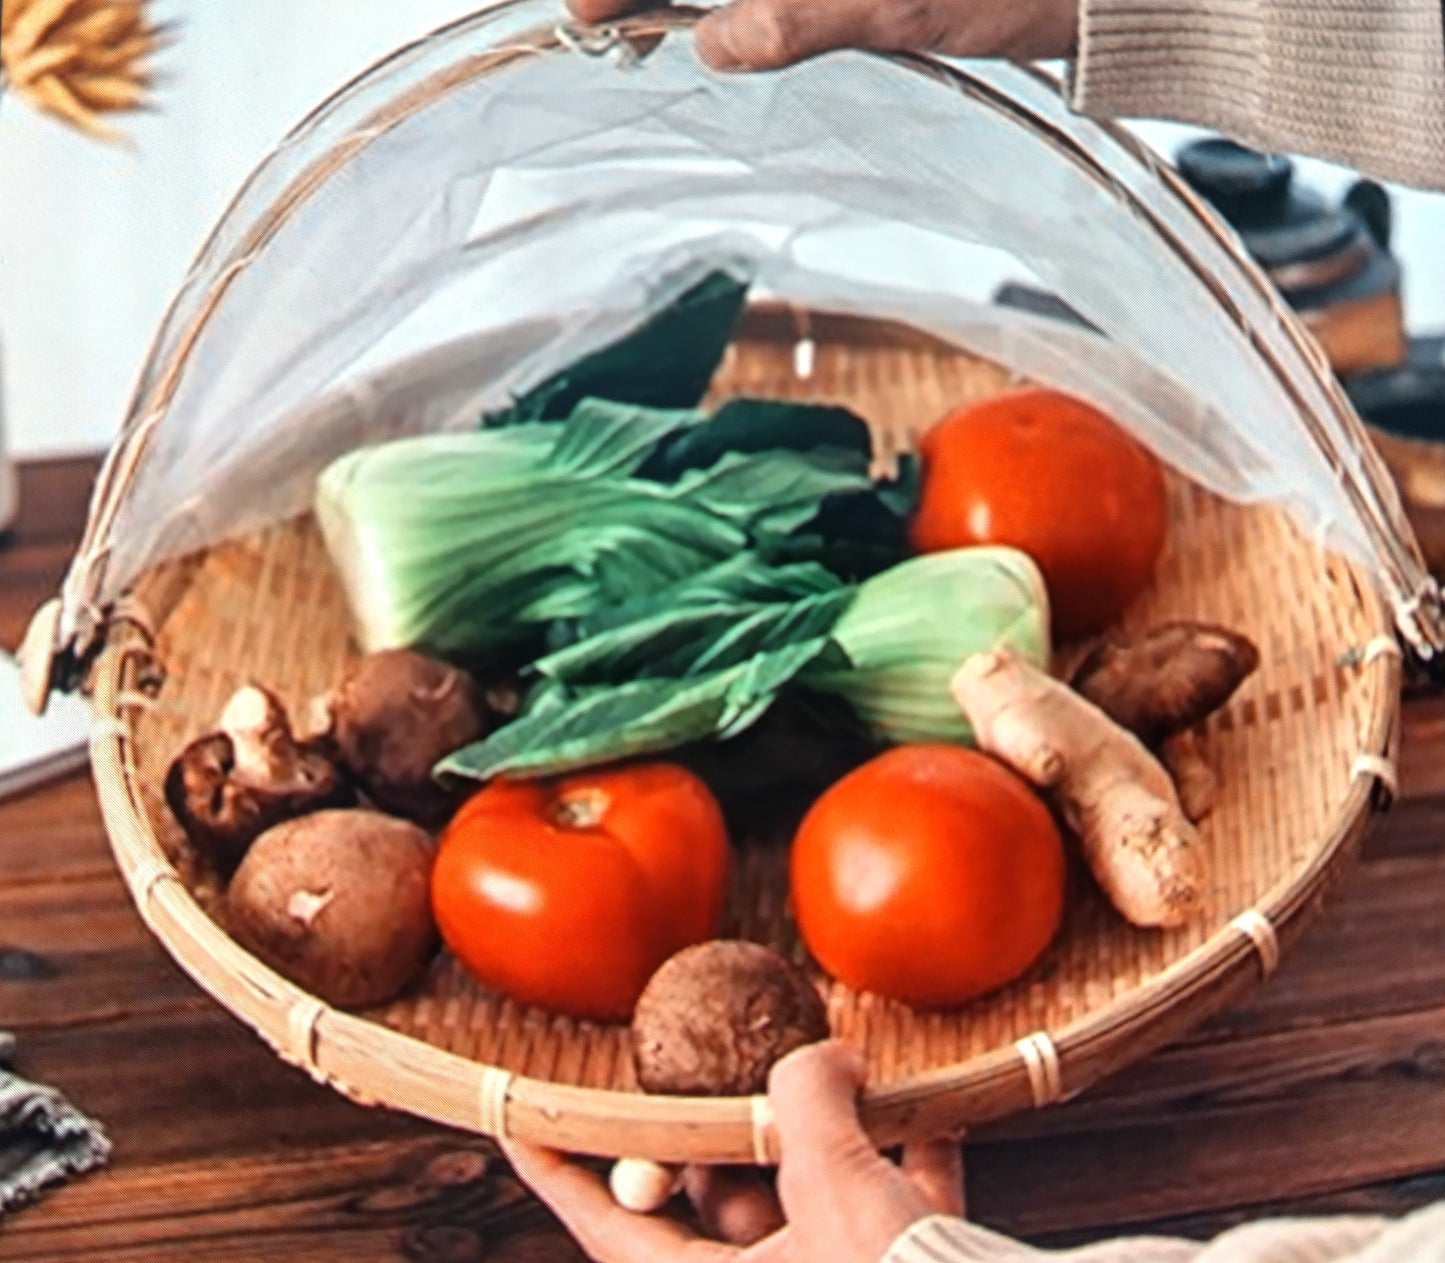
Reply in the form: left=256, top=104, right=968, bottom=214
left=535, top=579, right=853, bottom=685
left=441, top=554, right=855, bottom=781
left=486, top=270, right=750, bottom=426
left=536, top=605, right=767, bottom=684
left=396, top=482, right=748, bottom=656
left=544, top=552, right=843, bottom=647
left=687, top=587, right=852, bottom=673
left=438, top=633, right=838, bottom=781
left=635, top=398, right=874, bottom=480
left=675, top=447, right=874, bottom=533
left=544, top=399, right=701, bottom=478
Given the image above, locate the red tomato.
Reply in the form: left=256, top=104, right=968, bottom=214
left=432, top=763, right=730, bottom=1021
left=909, top=388, right=1169, bottom=640
left=790, top=745, right=1065, bottom=1008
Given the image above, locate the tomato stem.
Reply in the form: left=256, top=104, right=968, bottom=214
left=552, top=787, right=610, bottom=829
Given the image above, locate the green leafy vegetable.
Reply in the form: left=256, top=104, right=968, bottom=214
left=808, top=547, right=1051, bottom=745
left=486, top=270, right=750, bottom=426
left=536, top=557, right=850, bottom=683
left=439, top=583, right=852, bottom=780
left=319, top=269, right=1050, bottom=786
left=315, top=396, right=911, bottom=660
left=636, top=398, right=873, bottom=480
left=438, top=547, right=1049, bottom=782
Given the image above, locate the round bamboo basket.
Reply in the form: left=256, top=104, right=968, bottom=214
left=24, top=5, right=1437, bottom=1164
left=83, top=304, right=1403, bottom=1163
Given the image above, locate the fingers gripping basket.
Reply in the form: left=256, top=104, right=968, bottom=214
left=22, top=3, right=1445, bottom=1162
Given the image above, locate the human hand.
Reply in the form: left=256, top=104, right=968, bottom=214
left=566, top=0, right=1077, bottom=71
left=501, top=1040, right=966, bottom=1263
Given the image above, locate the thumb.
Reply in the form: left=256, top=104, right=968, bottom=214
left=768, top=1041, right=932, bottom=1252
left=767, top=1040, right=875, bottom=1174
left=696, top=0, right=872, bottom=71
left=767, top=1040, right=890, bottom=1206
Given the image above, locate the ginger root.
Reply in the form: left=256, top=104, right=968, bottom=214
left=953, top=648, right=1205, bottom=929
left=1070, top=623, right=1259, bottom=822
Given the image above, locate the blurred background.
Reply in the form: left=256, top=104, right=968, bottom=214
left=2, top=0, right=1444, bottom=461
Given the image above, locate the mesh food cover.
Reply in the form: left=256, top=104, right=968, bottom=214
left=22, top=3, right=1425, bottom=1160
left=43, top=1, right=1444, bottom=681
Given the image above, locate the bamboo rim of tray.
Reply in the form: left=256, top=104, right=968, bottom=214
left=84, top=310, right=1404, bottom=1163
left=39, top=3, right=1442, bottom=686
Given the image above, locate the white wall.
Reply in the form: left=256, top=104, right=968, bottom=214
left=1, top=8, right=1442, bottom=459
left=0, top=1, right=486, bottom=460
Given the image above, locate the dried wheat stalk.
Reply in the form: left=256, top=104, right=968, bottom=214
left=0, top=0, right=170, bottom=143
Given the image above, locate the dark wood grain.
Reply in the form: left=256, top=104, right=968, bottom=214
left=3, top=456, right=1445, bottom=1259
left=0, top=457, right=103, bottom=651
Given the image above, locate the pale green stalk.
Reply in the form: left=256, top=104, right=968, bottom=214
left=806, top=547, right=1050, bottom=744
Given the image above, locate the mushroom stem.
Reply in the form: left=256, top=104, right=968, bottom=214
left=1161, top=732, right=1218, bottom=822
left=299, top=692, right=337, bottom=747
left=221, top=684, right=301, bottom=784
left=165, top=686, right=354, bottom=876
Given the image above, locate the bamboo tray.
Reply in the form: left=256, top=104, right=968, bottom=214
left=85, top=307, right=1403, bottom=1163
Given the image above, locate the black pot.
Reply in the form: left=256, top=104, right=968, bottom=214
left=1176, top=139, right=1397, bottom=313
left=1175, top=138, right=1408, bottom=378
left=1347, top=338, right=1445, bottom=442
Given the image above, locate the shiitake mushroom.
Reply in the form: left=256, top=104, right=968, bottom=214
left=631, top=941, right=830, bottom=1097
left=611, top=942, right=832, bottom=1213
left=225, top=808, right=437, bottom=1009
left=165, top=685, right=353, bottom=876
left=306, top=650, right=487, bottom=826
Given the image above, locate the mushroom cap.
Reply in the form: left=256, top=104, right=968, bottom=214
left=226, top=808, right=437, bottom=1009
left=631, top=941, right=830, bottom=1097
left=164, top=730, right=353, bottom=875
left=329, top=649, right=486, bottom=825
left=1071, top=622, right=1260, bottom=745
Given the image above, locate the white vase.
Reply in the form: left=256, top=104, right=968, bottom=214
left=0, top=331, right=17, bottom=534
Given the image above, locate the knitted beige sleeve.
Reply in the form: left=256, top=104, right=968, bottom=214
left=1068, top=0, right=1445, bottom=189
left=883, top=1204, right=1445, bottom=1263
left=881, top=1215, right=1203, bottom=1263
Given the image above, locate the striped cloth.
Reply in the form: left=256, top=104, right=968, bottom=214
left=0, top=1032, right=110, bottom=1216
left=886, top=1210, right=1445, bottom=1263
left=1070, top=0, right=1445, bottom=190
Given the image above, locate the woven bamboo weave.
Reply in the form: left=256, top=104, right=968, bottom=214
left=86, top=312, right=1401, bottom=1162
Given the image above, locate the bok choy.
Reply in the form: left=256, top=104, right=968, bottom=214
left=315, top=396, right=914, bottom=659
left=437, top=546, right=1049, bottom=781
left=315, top=265, right=1050, bottom=785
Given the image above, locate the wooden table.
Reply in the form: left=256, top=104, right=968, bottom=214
left=4, top=456, right=1445, bottom=1261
